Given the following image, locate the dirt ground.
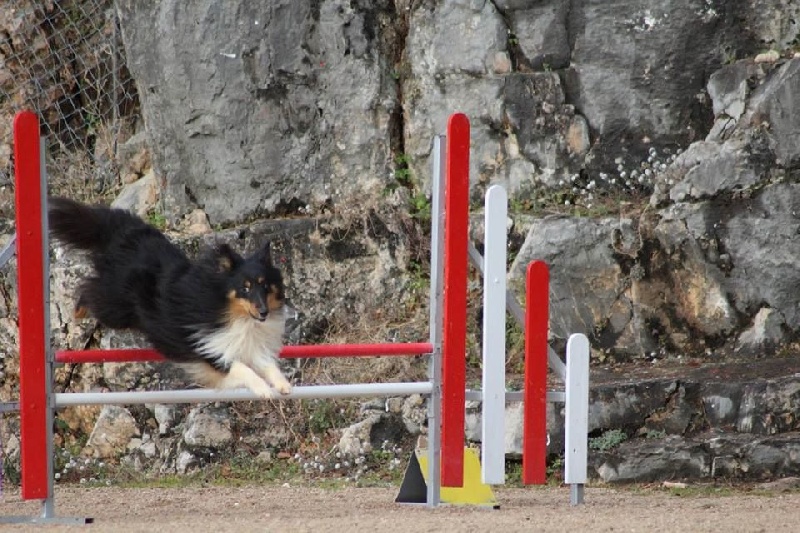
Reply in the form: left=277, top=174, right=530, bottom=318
left=1, top=484, right=799, bottom=532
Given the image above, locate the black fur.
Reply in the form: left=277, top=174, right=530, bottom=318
left=48, top=197, right=285, bottom=370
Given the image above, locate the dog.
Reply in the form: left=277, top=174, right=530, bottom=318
left=48, top=197, right=293, bottom=399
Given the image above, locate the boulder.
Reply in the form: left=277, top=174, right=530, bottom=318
left=182, top=406, right=233, bottom=449
left=86, top=405, right=140, bottom=458
left=115, top=0, right=400, bottom=224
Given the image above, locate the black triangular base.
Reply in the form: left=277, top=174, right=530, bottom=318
left=395, top=451, right=427, bottom=504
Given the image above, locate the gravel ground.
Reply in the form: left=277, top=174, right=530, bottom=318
left=1, top=484, right=798, bottom=532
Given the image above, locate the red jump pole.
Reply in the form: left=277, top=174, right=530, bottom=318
left=523, top=260, right=549, bottom=484
left=440, top=113, right=470, bottom=487
left=54, top=342, right=434, bottom=364
left=15, top=111, right=50, bottom=500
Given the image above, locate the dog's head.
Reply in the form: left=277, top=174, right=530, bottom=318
left=214, top=242, right=286, bottom=322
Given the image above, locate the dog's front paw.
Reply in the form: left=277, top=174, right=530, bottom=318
left=274, top=380, right=293, bottom=396
left=250, top=381, right=276, bottom=400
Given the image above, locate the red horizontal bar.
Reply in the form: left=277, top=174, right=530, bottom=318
left=55, top=342, right=433, bottom=364
left=281, top=342, right=432, bottom=358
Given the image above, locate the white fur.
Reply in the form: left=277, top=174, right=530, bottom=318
left=189, top=310, right=292, bottom=398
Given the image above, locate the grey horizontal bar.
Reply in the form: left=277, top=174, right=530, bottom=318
left=55, top=381, right=434, bottom=406
left=465, top=390, right=566, bottom=403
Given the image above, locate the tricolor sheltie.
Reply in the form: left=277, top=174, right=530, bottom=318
left=48, top=197, right=293, bottom=398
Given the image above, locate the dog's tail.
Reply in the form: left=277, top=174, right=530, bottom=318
left=48, top=197, right=145, bottom=252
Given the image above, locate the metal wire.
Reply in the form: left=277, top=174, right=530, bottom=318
left=0, top=0, right=140, bottom=188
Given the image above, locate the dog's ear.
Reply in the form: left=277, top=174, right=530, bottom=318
left=215, top=244, right=244, bottom=272
left=254, top=242, right=273, bottom=267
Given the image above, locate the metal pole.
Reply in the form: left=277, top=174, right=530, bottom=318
left=55, top=382, right=434, bottom=407
left=425, top=135, right=446, bottom=508
left=40, top=137, right=57, bottom=521
left=0, top=233, right=16, bottom=269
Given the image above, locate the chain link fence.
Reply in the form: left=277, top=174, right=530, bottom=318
left=0, top=0, right=140, bottom=198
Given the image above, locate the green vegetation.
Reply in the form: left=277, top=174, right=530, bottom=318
left=146, top=210, right=167, bottom=230
left=589, top=429, right=628, bottom=451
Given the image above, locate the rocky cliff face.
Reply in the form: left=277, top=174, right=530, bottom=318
left=110, top=0, right=800, bottom=357
left=2, top=0, right=800, bottom=484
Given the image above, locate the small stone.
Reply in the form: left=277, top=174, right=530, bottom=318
left=754, top=50, right=780, bottom=63
left=176, top=450, right=197, bottom=474
left=492, top=51, right=511, bottom=74
left=111, top=169, right=158, bottom=218
left=256, top=450, right=273, bottom=464
left=184, top=209, right=212, bottom=235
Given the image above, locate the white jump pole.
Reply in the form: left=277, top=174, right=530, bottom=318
left=564, top=333, right=590, bottom=505
left=470, top=181, right=590, bottom=502
left=481, top=185, right=508, bottom=485
left=55, top=382, right=434, bottom=407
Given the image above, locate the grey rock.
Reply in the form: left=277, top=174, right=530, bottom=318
left=49, top=252, right=96, bottom=351
left=153, top=404, right=178, bottom=436
left=338, top=414, right=381, bottom=456
left=403, top=0, right=506, bottom=190
left=720, top=183, right=800, bottom=329
left=735, top=378, right=800, bottom=435
left=741, top=59, right=800, bottom=167
left=404, top=10, right=584, bottom=194
left=140, top=440, right=158, bottom=459
left=668, top=140, right=762, bottom=202
left=464, top=401, right=482, bottom=444
left=86, top=405, right=140, bottom=459
left=736, top=308, right=786, bottom=353
left=563, top=0, right=760, bottom=173
left=255, top=450, right=273, bottom=464
left=707, top=62, right=767, bottom=126
left=126, top=435, right=157, bottom=459
left=652, top=204, right=738, bottom=340
left=594, top=435, right=710, bottom=483
left=743, top=0, right=800, bottom=50
left=461, top=361, right=800, bottom=482
left=182, top=406, right=232, bottom=449
left=110, top=170, right=158, bottom=218
left=115, top=131, right=151, bottom=179
left=176, top=450, right=198, bottom=475
left=338, top=410, right=410, bottom=456
left=116, top=0, right=398, bottom=224
left=494, top=1, right=570, bottom=70
left=510, top=216, right=652, bottom=354
left=594, top=431, right=800, bottom=482
left=410, top=0, right=506, bottom=76
left=504, top=73, right=586, bottom=186
left=702, top=385, right=743, bottom=429
left=756, top=476, right=800, bottom=492
left=401, top=394, right=427, bottom=435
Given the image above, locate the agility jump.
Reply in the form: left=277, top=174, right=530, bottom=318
left=3, top=110, right=589, bottom=524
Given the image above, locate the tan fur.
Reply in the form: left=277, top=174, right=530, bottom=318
left=227, top=294, right=260, bottom=320
left=267, top=285, right=283, bottom=311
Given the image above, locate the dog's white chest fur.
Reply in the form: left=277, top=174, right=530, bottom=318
left=194, top=315, right=284, bottom=366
